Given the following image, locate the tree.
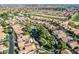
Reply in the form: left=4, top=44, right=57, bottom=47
left=3, top=50, right=8, bottom=54
left=0, top=21, right=8, bottom=27
left=60, top=41, right=68, bottom=49
left=68, top=21, right=76, bottom=28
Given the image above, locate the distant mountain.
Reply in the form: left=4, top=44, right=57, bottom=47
left=0, top=4, right=79, bottom=8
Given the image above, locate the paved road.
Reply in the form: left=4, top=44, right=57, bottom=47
left=8, top=26, right=14, bottom=54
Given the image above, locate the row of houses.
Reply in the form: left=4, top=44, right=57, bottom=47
left=31, top=18, right=79, bottom=54
left=0, top=25, right=8, bottom=53
left=29, top=8, right=75, bottom=18
left=59, top=22, right=79, bottom=36
left=61, top=40, right=79, bottom=54
left=12, top=24, right=37, bottom=54
left=52, top=22, right=79, bottom=54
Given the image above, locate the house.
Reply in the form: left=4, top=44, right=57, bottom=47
left=18, top=41, right=25, bottom=50
left=59, top=22, right=69, bottom=29
left=0, top=32, right=6, bottom=41
left=73, top=29, right=79, bottom=35
left=18, top=42, right=36, bottom=54
left=54, top=30, right=67, bottom=39
left=0, top=26, right=6, bottom=41
left=25, top=44, right=36, bottom=54
left=0, top=26, right=4, bottom=32
left=12, top=24, right=23, bottom=34
left=0, top=45, right=7, bottom=53
left=17, top=34, right=36, bottom=54
left=70, top=27, right=79, bottom=36
left=74, top=48, right=79, bottom=54
left=0, top=25, right=7, bottom=53
left=68, top=40, right=79, bottom=49
left=61, top=49, right=72, bottom=54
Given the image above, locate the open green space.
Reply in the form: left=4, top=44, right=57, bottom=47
left=26, top=13, right=64, bottom=19
left=68, top=21, right=77, bottom=28
left=72, top=14, right=79, bottom=22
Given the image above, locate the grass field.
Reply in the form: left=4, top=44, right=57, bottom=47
left=26, top=13, right=65, bottom=19
left=72, top=14, right=79, bottom=22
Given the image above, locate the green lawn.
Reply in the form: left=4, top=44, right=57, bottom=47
left=72, top=14, right=79, bottom=22
left=26, top=13, right=63, bottom=19
left=68, top=21, right=77, bottom=28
